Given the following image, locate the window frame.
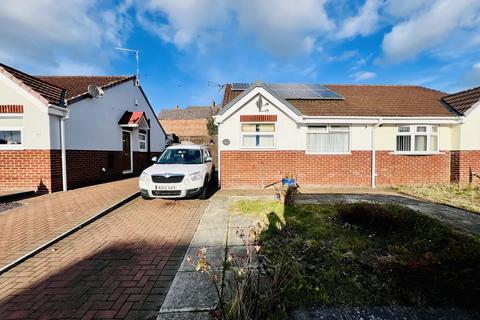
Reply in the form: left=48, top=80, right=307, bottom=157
left=138, top=132, right=147, bottom=152
left=306, top=125, right=351, bottom=155
left=394, top=125, right=439, bottom=155
left=240, top=122, right=276, bottom=149
left=0, top=127, right=23, bottom=149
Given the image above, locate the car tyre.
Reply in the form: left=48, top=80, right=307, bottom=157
left=198, top=176, right=209, bottom=199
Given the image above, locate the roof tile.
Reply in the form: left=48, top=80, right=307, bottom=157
left=442, top=86, right=480, bottom=115
left=222, top=83, right=454, bottom=117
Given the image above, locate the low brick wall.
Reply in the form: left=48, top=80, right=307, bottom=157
left=0, top=150, right=60, bottom=193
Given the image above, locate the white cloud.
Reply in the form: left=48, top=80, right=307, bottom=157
left=382, top=0, right=480, bottom=63
left=464, top=62, right=480, bottom=86
left=233, top=0, right=334, bottom=56
left=134, top=0, right=334, bottom=56
left=0, top=0, right=130, bottom=73
left=384, top=0, right=430, bottom=18
left=134, top=0, right=228, bottom=49
left=351, top=71, right=376, bottom=81
left=337, top=0, right=383, bottom=39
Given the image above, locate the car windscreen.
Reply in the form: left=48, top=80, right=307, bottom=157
left=157, top=149, right=202, bottom=164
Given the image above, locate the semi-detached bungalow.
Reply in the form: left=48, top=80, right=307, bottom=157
left=215, top=82, right=480, bottom=188
left=0, top=63, right=166, bottom=193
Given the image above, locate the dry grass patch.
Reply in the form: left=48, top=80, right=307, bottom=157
left=396, top=184, right=480, bottom=214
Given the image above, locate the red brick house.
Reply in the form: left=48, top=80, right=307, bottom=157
left=159, top=105, right=214, bottom=143
left=0, top=63, right=166, bottom=193
left=215, top=82, right=480, bottom=188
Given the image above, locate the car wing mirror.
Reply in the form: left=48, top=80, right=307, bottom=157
left=205, top=156, right=212, bottom=163
left=151, top=156, right=158, bottom=163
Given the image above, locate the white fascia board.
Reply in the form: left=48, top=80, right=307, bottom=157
left=48, top=104, right=69, bottom=117
left=302, top=116, right=460, bottom=125
left=119, top=124, right=139, bottom=128
left=0, top=71, right=49, bottom=113
left=216, top=87, right=303, bottom=124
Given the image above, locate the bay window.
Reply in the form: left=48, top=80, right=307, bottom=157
left=241, top=123, right=275, bottom=148
left=307, top=125, right=350, bottom=153
left=396, top=125, right=438, bottom=154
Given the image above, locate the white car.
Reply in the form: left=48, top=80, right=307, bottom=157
left=139, top=144, right=214, bottom=199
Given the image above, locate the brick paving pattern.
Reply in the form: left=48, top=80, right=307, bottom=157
left=0, top=178, right=139, bottom=269
left=0, top=197, right=206, bottom=319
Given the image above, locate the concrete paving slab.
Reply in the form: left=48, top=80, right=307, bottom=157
left=179, top=246, right=225, bottom=272
left=157, top=311, right=212, bottom=320
left=159, top=271, right=220, bottom=313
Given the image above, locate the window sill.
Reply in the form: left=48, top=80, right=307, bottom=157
left=305, top=152, right=351, bottom=155
left=390, top=151, right=443, bottom=156
left=0, top=145, right=24, bottom=150
left=240, top=147, right=276, bottom=150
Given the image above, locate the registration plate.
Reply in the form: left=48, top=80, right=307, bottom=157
left=155, top=185, right=177, bottom=190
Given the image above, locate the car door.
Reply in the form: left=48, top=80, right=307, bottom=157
left=202, top=148, right=213, bottom=177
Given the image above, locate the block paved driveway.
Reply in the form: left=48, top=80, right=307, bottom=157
left=0, top=196, right=207, bottom=319
left=0, top=178, right=139, bottom=269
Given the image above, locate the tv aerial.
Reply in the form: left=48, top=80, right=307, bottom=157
left=115, top=47, right=140, bottom=86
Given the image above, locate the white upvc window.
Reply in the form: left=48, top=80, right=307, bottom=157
left=241, top=123, right=275, bottom=148
left=0, top=128, right=22, bottom=148
left=395, top=125, right=439, bottom=154
left=306, top=125, right=351, bottom=154
left=139, top=132, right=147, bottom=151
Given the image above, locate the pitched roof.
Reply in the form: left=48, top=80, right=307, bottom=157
left=441, top=86, right=480, bottom=115
left=158, top=106, right=212, bottom=120
left=0, top=63, right=65, bottom=107
left=221, top=83, right=455, bottom=117
left=38, top=75, right=134, bottom=104
left=118, top=111, right=147, bottom=126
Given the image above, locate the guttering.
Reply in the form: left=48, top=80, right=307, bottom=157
left=371, top=118, right=383, bottom=188
left=302, top=116, right=461, bottom=125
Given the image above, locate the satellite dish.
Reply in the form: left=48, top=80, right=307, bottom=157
left=88, top=85, right=104, bottom=98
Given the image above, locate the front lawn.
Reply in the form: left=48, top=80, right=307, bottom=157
left=234, top=201, right=480, bottom=312
left=396, top=184, right=480, bottom=213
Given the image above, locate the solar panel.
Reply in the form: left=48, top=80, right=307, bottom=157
left=231, top=83, right=251, bottom=90
left=231, top=83, right=344, bottom=100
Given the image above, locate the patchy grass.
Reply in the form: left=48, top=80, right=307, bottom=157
left=260, top=202, right=480, bottom=312
left=396, top=184, right=480, bottom=213
left=230, top=199, right=285, bottom=223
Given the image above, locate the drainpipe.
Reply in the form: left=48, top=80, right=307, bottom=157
left=60, top=116, right=68, bottom=191
left=371, top=118, right=383, bottom=188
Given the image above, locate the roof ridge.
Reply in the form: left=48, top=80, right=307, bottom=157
left=0, top=63, right=67, bottom=91
left=36, top=75, right=132, bottom=78
left=443, top=86, right=480, bottom=98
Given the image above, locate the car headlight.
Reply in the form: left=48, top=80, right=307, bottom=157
left=189, top=171, right=202, bottom=181
left=140, top=171, right=149, bottom=182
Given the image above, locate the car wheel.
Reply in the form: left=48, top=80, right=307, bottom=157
left=198, top=176, right=209, bottom=199
left=141, top=190, right=153, bottom=200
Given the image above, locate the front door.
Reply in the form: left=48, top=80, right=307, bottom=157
left=122, top=131, right=132, bottom=172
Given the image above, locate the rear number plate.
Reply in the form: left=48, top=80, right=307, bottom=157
left=155, top=185, right=176, bottom=190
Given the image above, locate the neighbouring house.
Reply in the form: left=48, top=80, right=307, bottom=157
left=214, top=82, right=480, bottom=188
left=159, top=104, right=215, bottom=144
left=0, top=63, right=166, bottom=193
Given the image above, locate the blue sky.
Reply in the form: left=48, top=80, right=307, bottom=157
left=1, top=0, right=479, bottom=113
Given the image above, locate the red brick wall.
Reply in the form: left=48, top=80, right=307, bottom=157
left=160, top=119, right=209, bottom=137
left=451, top=151, right=480, bottom=184
left=220, top=151, right=372, bottom=188
left=0, top=150, right=60, bottom=193
left=376, top=151, right=451, bottom=185
left=220, top=150, right=458, bottom=188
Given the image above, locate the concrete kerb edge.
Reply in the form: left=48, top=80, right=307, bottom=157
left=0, top=191, right=140, bottom=275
